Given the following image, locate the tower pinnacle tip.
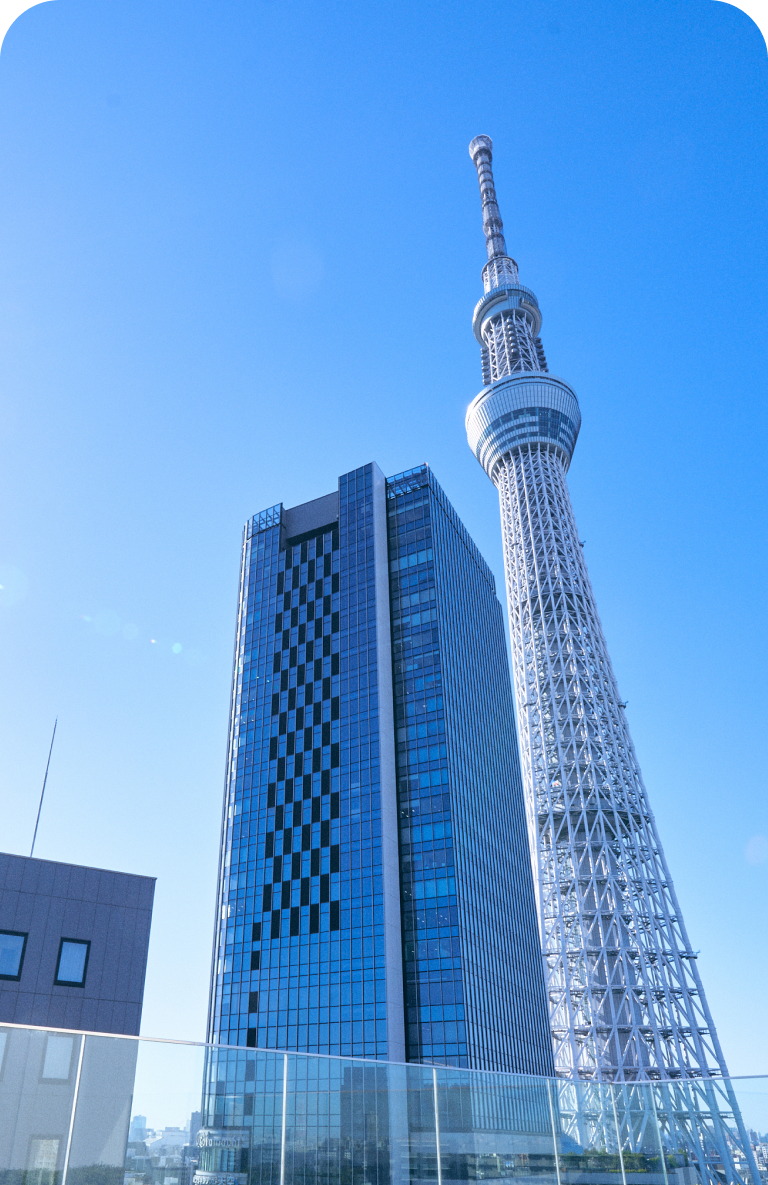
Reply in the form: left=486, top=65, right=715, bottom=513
left=469, top=135, right=493, bottom=161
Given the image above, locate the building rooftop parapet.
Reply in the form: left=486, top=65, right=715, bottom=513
left=247, top=504, right=282, bottom=539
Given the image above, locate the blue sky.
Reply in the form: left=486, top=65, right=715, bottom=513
left=0, top=0, right=766, bottom=1073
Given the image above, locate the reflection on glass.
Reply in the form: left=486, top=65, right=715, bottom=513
left=26, top=1136, right=60, bottom=1185
left=0, top=1026, right=765, bottom=1185
left=42, top=1034, right=74, bottom=1081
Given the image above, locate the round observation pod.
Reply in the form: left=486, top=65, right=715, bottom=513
left=465, top=373, right=581, bottom=480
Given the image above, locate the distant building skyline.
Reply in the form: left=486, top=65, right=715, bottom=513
left=206, top=461, right=552, bottom=1073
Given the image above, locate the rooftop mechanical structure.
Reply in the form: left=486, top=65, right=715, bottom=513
left=465, top=135, right=757, bottom=1184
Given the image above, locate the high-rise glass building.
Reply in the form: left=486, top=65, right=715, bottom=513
left=207, top=461, right=553, bottom=1075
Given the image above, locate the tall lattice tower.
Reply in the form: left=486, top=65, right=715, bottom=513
left=465, top=135, right=730, bottom=1088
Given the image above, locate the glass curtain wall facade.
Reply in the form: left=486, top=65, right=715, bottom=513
left=208, top=461, right=552, bottom=1076
left=387, top=465, right=551, bottom=1073
left=208, top=466, right=403, bottom=1063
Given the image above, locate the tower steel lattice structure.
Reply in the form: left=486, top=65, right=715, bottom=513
left=464, top=135, right=757, bottom=1184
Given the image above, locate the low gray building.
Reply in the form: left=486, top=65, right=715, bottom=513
left=0, top=852, right=154, bottom=1035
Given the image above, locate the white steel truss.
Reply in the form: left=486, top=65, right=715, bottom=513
left=483, top=255, right=519, bottom=291
left=498, top=441, right=722, bottom=1084
left=483, top=308, right=543, bottom=380
left=465, top=134, right=759, bottom=1185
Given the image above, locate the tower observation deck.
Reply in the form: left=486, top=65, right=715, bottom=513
left=465, top=135, right=740, bottom=1092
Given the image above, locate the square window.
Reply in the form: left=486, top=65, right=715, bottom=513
left=0, top=930, right=27, bottom=980
left=54, top=939, right=90, bottom=987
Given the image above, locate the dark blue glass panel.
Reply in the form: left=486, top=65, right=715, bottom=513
left=209, top=465, right=392, bottom=1060
left=387, top=465, right=552, bottom=1074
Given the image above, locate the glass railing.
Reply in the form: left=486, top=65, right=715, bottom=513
left=1, top=1023, right=766, bottom=1185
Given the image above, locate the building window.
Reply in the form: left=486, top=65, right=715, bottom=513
left=0, top=930, right=28, bottom=980
left=54, top=939, right=90, bottom=987
left=41, top=1034, right=75, bottom=1081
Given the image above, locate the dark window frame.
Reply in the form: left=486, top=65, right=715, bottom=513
left=54, top=938, right=91, bottom=988
left=0, top=929, right=28, bottom=981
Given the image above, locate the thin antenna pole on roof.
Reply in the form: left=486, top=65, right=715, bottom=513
left=30, top=718, right=57, bottom=858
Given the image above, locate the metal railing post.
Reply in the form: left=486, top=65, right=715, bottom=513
left=650, top=1084, right=670, bottom=1185
left=60, top=1034, right=86, bottom=1185
left=279, top=1053, right=288, bottom=1185
left=432, top=1067, right=442, bottom=1185
left=610, top=1086, right=628, bottom=1185
left=547, top=1079, right=562, bottom=1185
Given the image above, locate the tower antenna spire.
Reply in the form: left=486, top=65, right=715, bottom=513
left=469, top=135, right=519, bottom=292
left=30, top=717, right=57, bottom=858
left=468, top=135, right=507, bottom=261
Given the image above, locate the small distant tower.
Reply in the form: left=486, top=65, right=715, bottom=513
left=465, top=134, right=731, bottom=1087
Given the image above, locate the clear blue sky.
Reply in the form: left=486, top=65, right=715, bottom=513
left=0, top=0, right=765, bottom=1074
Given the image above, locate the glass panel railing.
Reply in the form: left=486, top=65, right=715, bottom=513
left=0, top=1024, right=766, bottom=1185
left=113, top=1035, right=205, bottom=1185
left=200, top=1047, right=284, bottom=1185
left=286, top=1054, right=392, bottom=1185
left=433, top=1066, right=557, bottom=1185
left=729, top=1077, right=768, bottom=1182
left=554, top=1079, right=667, bottom=1183
left=67, top=1033, right=138, bottom=1185
left=0, top=1026, right=85, bottom=1185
